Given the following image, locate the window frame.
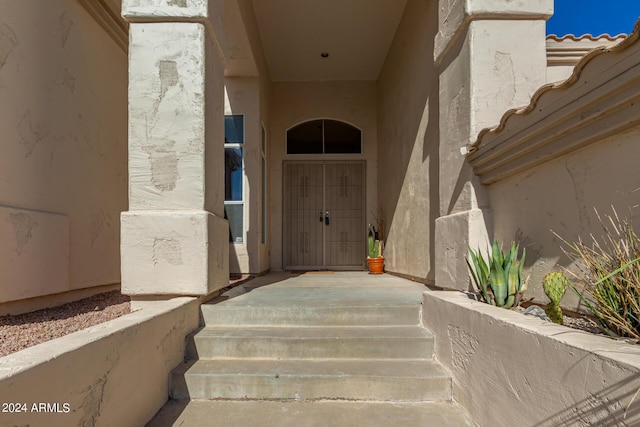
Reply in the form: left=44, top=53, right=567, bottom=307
left=224, top=114, right=245, bottom=245
left=285, top=119, right=362, bottom=155
left=261, top=124, right=267, bottom=245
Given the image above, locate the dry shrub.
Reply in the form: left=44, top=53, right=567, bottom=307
left=558, top=209, right=640, bottom=340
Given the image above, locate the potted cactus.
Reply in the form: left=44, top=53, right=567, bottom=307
left=367, top=224, right=384, bottom=274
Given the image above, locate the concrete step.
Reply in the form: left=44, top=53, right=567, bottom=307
left=201, top=284, right=424, bottom=326
left=200, top=304, right=421, bottom=326
left=170, top=359, right=451, bottom=401
left=147, top=400, right=475, bottom=427
left=187, top=325, right=435, bottom=360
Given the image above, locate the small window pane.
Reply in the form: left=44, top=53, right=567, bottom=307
left=287, top=120, right=323, bottom=154
left=324, top=120, right=361, bottom=154
left=225, top=204, right=243, bottom=243
left=225, top=115, right=244, bottom=143
left=225, top=148, right=243, bottom=201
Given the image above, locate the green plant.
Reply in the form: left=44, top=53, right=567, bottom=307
left=467, top=239, right=527, bottom=309
left=542, top=271, right=569, bottom=324
left=368, top=224, right=383, bottom=258
left=557, top=210, right=640, bottom=340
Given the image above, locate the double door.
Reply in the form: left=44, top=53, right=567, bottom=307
left=283, top=161, right=365, bottom=270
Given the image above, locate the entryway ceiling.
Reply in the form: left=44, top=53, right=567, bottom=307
left=252, top=0, right=407, bottom=81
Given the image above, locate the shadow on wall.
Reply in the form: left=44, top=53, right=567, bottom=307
left=376, top=0, right=439, bottom=283
left=489, top=135, right=640, bottom=308
left=532, top=368, right=640, bottom=426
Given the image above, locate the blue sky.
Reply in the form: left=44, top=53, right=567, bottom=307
left=547, top=0, right=640, bottom=36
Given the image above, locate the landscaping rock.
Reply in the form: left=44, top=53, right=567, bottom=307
left=523, top=305, right=552, bottom=322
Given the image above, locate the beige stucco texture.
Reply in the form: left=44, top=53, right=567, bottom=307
left=490, top=128, right=640, bottom=307
left=0, top=208, right=69, bottom=303
left=0, top=298, right=200, bottom=427
left=128, top=23, right=210, bottom=211
left=122, top=16, right=229, bottom=295
left=423, top=291, right=640, bottom=427
left=435, top=0, right=553, bottom=64
left=376, top=0, right=439, bottom=282
left=435, top=4, right=551, bottom=290
left=0, top=0, right=127, bottom=307
left=469, top=30, right=640, bottom=307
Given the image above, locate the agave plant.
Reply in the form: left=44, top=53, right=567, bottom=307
left=467, top=239, right=527, bottom=309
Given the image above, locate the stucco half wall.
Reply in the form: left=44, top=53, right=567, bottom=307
left=422, top=291, right=640, bottom=427
left=0, top=298, right=199, bottom=426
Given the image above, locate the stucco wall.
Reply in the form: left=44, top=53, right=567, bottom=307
left=376, top=0, right=439, bottom=282
left=423, top=291, right=640, bottom=427
left=269, top=81, right=377, bottom=271
left=489, top=127, right=640, bottom=308
left=437, top=3, right=549, bottom=219
left=0, top=298, right=199, bottom=427
left=0, top=1, right=127, bottom=305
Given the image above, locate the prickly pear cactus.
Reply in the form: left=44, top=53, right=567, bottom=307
left=543, top=272, right=569, bottom=324
left=545, top=303, right=563, bottom=325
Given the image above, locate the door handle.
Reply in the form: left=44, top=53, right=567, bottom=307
left=325, top=211, right=330, bottom=226
left=319, top=212, right=324, bottom=222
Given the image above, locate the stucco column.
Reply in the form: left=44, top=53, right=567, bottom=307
left=120, top=0, right=229, bottom=297
left=434, top=0, right=553, bottom=290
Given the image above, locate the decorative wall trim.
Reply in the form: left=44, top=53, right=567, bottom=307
left=78, top=0, right=128, bottom=52
left=546, top=34, right=626, bottom=66
left=466, top=20, right=640, bottom=185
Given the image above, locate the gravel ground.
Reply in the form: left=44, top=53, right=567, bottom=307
left=562, top=313, right=603, bottom=335
left=0, top=291, right=130, bottom=358
left=516, top=303, right=603, bottom=335
left=0, top=276, right=254, bottom=358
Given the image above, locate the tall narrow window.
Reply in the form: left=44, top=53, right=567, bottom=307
left=261, top=125, right=267, bottom=244
left=224, top=115, right=244, bottom=243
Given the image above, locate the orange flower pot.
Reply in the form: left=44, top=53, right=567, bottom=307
left=367, top=257, right=385, bottom=274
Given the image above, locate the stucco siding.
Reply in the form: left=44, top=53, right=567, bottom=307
left=0, top=0, right=127, bottom=305
left=489, top=127, right=640, bottom=308
left=376, top=0, right=439, bottom=282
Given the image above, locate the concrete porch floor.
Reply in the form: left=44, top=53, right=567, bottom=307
left=147, top=272, right=474, bottom=426
left=211, top=271, right=429, bottom=308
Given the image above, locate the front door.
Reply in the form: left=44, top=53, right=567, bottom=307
left=283, top=161, right=365, bottom=270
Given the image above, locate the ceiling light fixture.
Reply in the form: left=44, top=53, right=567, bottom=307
left=320, top=52, right=329, bottom=58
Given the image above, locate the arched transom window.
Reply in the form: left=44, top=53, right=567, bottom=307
left=286, top=120, right=362, bottom=154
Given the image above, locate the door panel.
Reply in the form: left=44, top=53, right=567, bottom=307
left=283, top=163, right=323, bottom=268
left=283, top=161, right=365, bottom=270
left=325, top=163, right=365, bottom=267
